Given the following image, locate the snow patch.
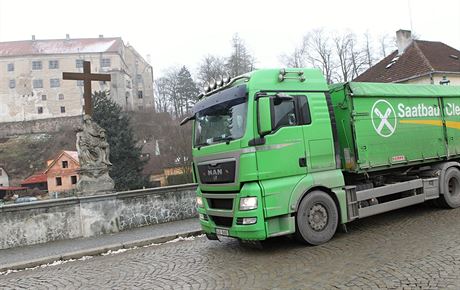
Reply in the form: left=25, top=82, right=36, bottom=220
left=0, top=234, right=203, bottom=276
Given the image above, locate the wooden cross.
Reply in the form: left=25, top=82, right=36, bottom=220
left=63, top=61, right=111, bottom=116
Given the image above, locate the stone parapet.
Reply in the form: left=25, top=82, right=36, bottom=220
left=0, top=184, right=198, bottom=249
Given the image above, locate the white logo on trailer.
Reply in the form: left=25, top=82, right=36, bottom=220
left=371, top=100, right=397, bottom=137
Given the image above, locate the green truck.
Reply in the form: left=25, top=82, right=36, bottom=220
left=182, top=68, right=460, bottom=245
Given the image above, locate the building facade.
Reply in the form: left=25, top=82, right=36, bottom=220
left=0, top=167, right=9, bottom=187
left=44, top=151, right=80, bottom=193
left=0, top=36, right=154, bottom=122
left=355, top=30, right=460, bottom=85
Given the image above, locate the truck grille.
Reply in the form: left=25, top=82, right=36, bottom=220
left=210, top=216, right=233, bottom=228
left=207, top=198, right=233, bottom=210
left=197, top=160, right=236, bottom=184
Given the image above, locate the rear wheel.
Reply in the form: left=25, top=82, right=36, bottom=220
left=295, top=190, right=338, bottom=245
left=439, top=167, right=460, bottom=208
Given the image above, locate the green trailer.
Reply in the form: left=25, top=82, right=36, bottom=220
left=183, top=68, right=460, bottom=245
left=330, top=82, right=460, bottom=173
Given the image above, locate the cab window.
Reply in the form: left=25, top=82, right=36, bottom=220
left=273, top=99, right=297, bottom=130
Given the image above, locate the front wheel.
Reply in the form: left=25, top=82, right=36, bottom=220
left=295, top=190, right=338, bottom=245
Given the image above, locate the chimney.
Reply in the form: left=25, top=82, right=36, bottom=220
left=66, top=34, right=70, bottom=40
left=31, top=35, right=36, bottom=41
left=396, top=29, right=412, bottom=55
left=99, top=34, right=104, bottom=38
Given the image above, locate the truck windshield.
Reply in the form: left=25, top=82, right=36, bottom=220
left=194, top=97, right=247, bottom=147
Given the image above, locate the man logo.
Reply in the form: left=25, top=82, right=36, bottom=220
left=371, top=100, right=397, bottom=137
left=207, top=168, right=223, bottom=176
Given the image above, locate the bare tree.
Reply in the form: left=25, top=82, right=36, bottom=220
left=154, top=77, right=171, bottom=114
left=226, top=33, right=255, bottom=77
left=349, top=36, right=368, bottom=80
left=279, top=46, right=307, bottom=68
left=197, top=55, right=227, bottom=86
left=303, top=29, right=336, bottom=84
left=333, top=32, right=354, bottom=82
left=363, top=32, right=375, bottom=69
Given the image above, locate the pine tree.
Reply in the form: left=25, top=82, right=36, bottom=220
left=177, top=66, right=199, bottom=115
left=92, top=91, right=149, bottom=190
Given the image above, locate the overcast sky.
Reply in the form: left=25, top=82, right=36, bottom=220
left=0, top=0, right=459, bottom=78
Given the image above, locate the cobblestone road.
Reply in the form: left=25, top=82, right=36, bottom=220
left=1, top=204, right=460, bottom=289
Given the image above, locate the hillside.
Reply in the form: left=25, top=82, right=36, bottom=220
left=0, top=129, right=76, bottom=185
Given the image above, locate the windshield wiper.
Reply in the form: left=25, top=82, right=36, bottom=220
left=212, top=136, right=233, bottom=145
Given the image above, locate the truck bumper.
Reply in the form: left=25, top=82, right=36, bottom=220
left=197, top=182, right=267, bottom=241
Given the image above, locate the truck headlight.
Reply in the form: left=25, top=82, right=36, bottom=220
left=239, top=197, right=257, bottom=211
left=196, top=196, right=203, bottom=207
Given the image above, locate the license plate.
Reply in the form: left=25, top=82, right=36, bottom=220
left=216, top=228, right=229, bottom=236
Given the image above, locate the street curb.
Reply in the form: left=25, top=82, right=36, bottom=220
left=0, top=230, right=203, bottom=273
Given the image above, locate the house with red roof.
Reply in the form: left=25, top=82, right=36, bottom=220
left=44, top=150, right=80, bottom=193
left=355, top=30, right=460, bottom=85
left=0, top=35, right=154, bottom=123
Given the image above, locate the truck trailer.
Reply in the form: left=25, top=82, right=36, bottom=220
left=183, top=68, right=460, bottom=245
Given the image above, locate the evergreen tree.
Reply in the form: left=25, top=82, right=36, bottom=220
left=92, top=91, right=149, bottom=190
left=177, top=66, right=199, bottom=115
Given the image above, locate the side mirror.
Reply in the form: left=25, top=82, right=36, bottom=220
left=258, top=97, right=272, bottom=136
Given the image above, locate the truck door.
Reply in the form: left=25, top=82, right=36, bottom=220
left=299, top=93, right=336, bottom=172
left=256, top=94, right=307, bottom=180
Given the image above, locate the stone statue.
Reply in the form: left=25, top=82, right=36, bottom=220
left=77, top=115, right=112, bottom=167
left=76, top=114, right=114, bottom=195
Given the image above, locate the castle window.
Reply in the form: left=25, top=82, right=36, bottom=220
left=76, top=59, right=84, bottom=68
left=33, top=79, right=43, bottom=88
left=50, top=79, right=60, bottom=88
left=101, top=58, right=111, bottom=67
left=49, top=60, right=59, bottom=69
left=32, top=61, right=42, bottom=70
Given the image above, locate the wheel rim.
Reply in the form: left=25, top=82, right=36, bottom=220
left=448, top=176, right=460, bottom=198
left=308, top=203, right=328, bottom=231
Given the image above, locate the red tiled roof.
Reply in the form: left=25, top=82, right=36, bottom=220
left=21, top=173, right=47, bottom=185
left=354, top=40, right=460, bottom=83
left=0, top=37, right=123, bottom=57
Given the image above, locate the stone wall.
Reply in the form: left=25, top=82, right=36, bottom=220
left=0, top=184, right=197, bottom=249
left=0, top=115, right=81, bottom=138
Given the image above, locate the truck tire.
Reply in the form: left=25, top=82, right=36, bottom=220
left=439, top=167, right=460, bottom=208
left=295, top=190, right=338, bottom=245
